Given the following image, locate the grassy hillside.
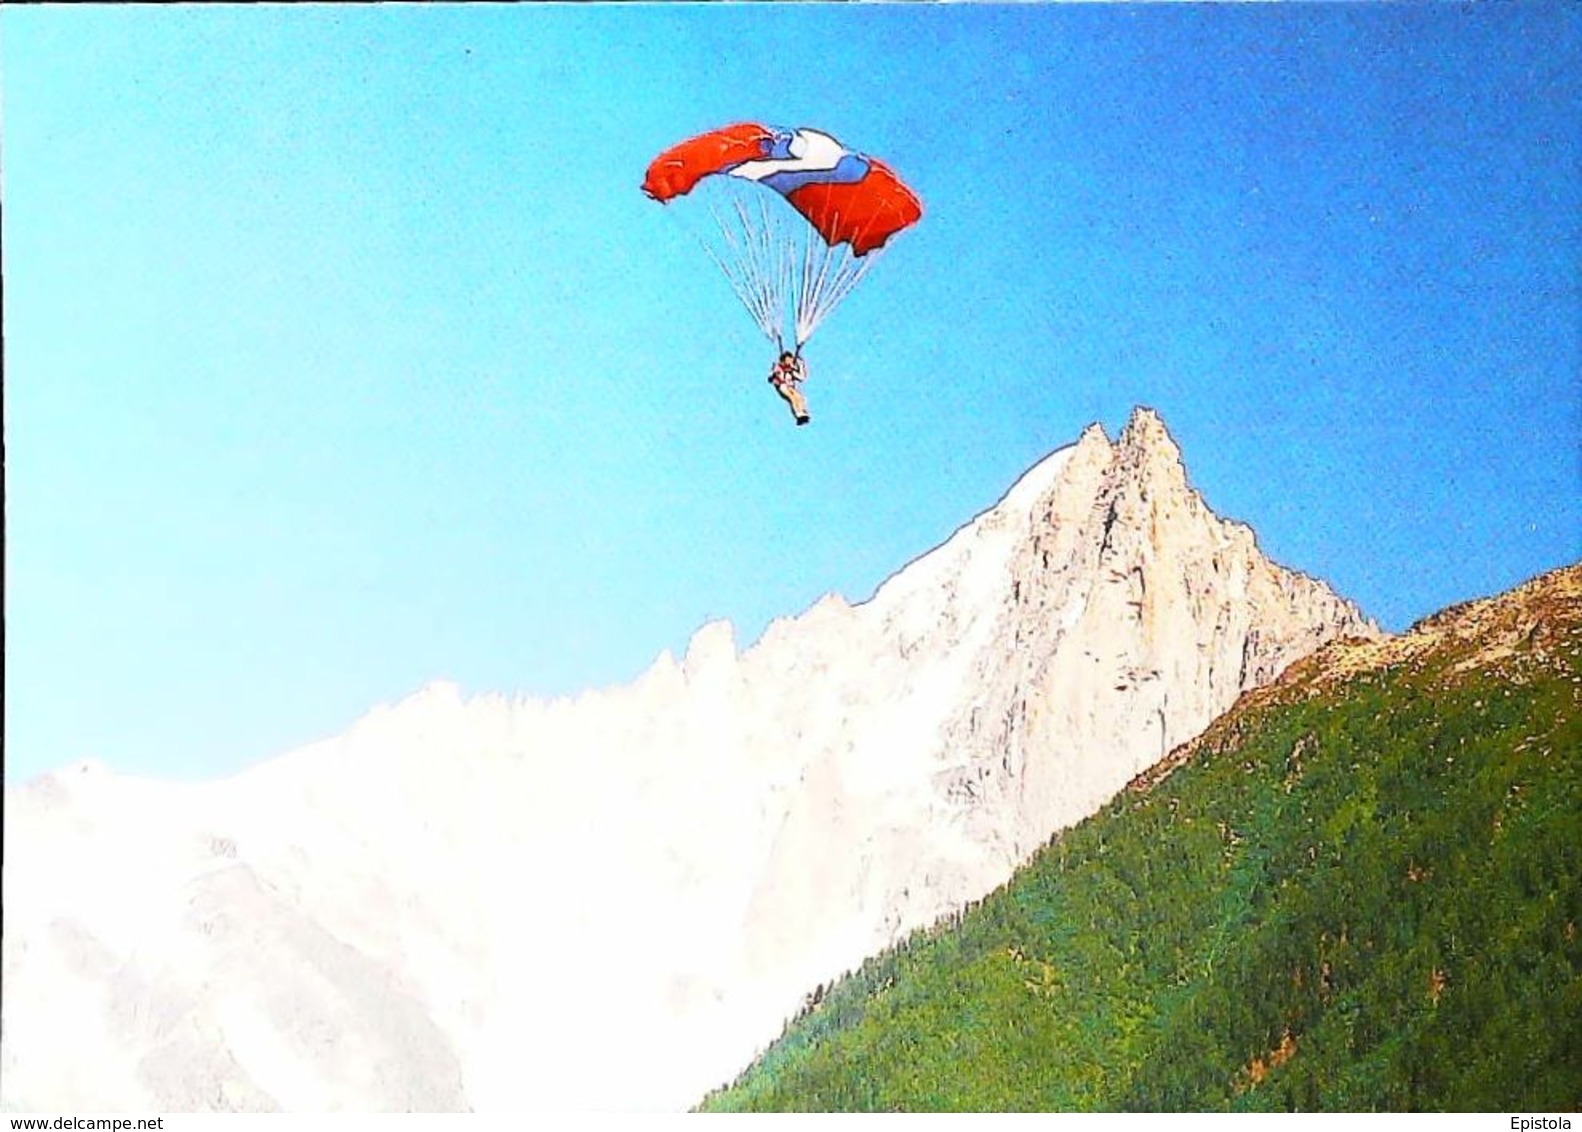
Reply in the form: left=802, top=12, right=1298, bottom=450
left=701, top=566, right=1582, bottom=1112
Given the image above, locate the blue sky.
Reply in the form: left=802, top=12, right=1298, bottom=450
left=5, top=4, right=1579, bottom=783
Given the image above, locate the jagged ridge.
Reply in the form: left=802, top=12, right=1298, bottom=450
left=702, top=564, right=1582, bottom=1111
left=2, top=408, right=1373, bottom=1113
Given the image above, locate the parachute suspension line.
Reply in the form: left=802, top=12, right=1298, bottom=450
left=692, top=230, right=765, bottom=339
left=757, top=190, right=797, bottom=352
left=794, top=223, right=823, bottom=348
left=717, top=196, right=780, bottom=343
left=800, top=251, right=866, bottom=346
left=726, top=198, right=768, bottom=335
left=819, top=211, right=883, bottom=320
left=694, top=197, right=770, bottom=339
left=797, top=206, right=894, bottom=345
left=665, top=178, right=905, bottom=351
left=820, top=247, right=881, bottom=326
left=793, top=209, right=884, bottom=347
left=736, top=194, right=786, bottom=344
left=794, top=215, right=840, bottom=347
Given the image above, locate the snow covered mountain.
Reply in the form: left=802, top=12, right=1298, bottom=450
left=2, top=408, right=1376, bottom=1112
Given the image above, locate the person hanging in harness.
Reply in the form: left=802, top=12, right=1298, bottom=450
left=768, top=350, right=811, bottom=426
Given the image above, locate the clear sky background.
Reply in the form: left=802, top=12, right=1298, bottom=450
left=5, top=4, right=1579, bottom=784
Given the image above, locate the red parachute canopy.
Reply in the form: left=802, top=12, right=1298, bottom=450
left=642, top=123, right=777, bottom=200
left=643, top=123, right=922, bottom=256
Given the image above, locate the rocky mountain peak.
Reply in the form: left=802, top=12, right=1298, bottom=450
left=1, top=408, right=1376, bottom=1114
left=1117, top=403, right=1179, bottom=459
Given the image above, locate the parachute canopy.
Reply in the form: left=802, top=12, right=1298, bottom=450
left=642, top=123, right=922, bottom=348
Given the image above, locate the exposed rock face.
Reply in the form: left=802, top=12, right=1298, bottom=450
left=1, top=409, right=1376, bottom=1113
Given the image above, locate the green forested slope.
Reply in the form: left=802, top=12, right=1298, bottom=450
left=701, top=566, right=1582, bottom=1112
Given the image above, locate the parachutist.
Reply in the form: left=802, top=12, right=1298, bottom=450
left=642, top=125, right=920, bottom=426
left=769, top=351, right=811, bottom=426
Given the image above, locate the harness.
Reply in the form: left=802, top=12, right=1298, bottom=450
left=770, top=358, right=806, bottom=388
